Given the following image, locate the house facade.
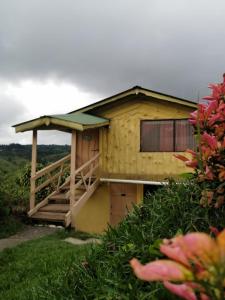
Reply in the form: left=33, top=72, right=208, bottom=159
left=13, top=86, right=197, bottom=233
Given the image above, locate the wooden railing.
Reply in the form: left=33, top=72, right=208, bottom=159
left=29, top=154, right=71, bottom=212
left=65, top=153, right=100, bottom=225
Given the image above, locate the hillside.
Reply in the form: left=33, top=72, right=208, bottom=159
left=0, top=144, right=71, bottom=227
left=0, top=144, right=70, bottom=164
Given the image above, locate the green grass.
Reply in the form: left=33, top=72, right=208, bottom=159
left=0, top=230, right=92, bottom=300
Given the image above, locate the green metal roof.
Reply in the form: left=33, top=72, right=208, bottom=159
left=52, top=113, right=109, bottom=125
left=13, top=112, right=109, bottom=133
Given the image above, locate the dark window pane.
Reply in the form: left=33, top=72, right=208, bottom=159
left=175, top=120, right=196, bottom=151
left=141, top=120, right=173, bottom=151
left=159, top=120, right=174, bottom=151
left=141, top=121, right=160, bottom=151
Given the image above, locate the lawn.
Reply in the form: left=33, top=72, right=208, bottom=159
left=0, top=230, right=92, bottom=300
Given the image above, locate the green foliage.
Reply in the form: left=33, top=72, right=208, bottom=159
left=0, top=144, right=70, bottom=163
left=0, top=190, right=10, bottom=219
left=0, top=144, right=70, bottom=203
left=0, top=216, right=25, bottom=239
left=0, top=232, right=90, bottom=300
left=40, top=181, right=225, bottom=299
left=0, top=143, right=71, bottom=237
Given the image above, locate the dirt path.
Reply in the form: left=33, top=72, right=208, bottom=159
left=0, top=225, right=59, bottom=251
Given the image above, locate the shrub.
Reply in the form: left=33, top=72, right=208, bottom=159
left=0, top=190, right=10, bottom=219
left=175, top=75, right=225, bottom=208
left=39, top=181, right=225, bottom=299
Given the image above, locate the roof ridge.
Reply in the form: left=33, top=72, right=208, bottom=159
left=68, top=86, right=196, bottom=114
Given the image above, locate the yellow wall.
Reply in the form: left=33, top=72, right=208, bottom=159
left=74, top=183, right=110, bottom=233
left=98, top=97, right=194, bottom=181
left=73, top=182, right=143, bottom=233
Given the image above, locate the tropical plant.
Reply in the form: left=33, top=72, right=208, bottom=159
left=175, top=74, right=225, bottom=208
left=131, top=229, right=225, bottom=300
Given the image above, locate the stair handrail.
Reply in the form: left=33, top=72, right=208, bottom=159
left=70, top=153, right=100, bottom=209
left=30, top=154, right=71, bottom=210
left=33, top=154, right=71, bottom=180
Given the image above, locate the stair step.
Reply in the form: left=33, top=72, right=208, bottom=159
left=39, top=204, right=70, bottom=213
left=49, top=193, right=68, bottom=201
left=59, top=186, right=70, bottom=191
left=48, top=199, right=70, bottom=204
left=31, top=211, right=66, bottom=221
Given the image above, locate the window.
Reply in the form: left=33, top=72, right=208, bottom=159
left=140, top=119, right=195, bottom=152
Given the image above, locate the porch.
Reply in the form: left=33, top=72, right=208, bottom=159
left=13, top=112, right=110, bottom=227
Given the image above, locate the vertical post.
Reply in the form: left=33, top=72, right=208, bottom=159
left=30, top=130, right=37, bottom=210
left=70, top=130, right=76, bottom=209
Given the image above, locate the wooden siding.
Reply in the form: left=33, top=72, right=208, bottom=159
left=110, top=183, right=137, bottom=226
left=98, top=97, right=194, bottom=181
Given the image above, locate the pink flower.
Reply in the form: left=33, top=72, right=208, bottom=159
left=163, top=282, right=197, bottom=300
left=131, top=230, right=225, bottom=300
left=130, top=258, right=193, bottom=282
left=201, top=133, right=217, bottom=150
left=174, top=150, right=198, bottom=169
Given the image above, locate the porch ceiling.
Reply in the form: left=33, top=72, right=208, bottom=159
left=13, top=112, right=110, bottom=133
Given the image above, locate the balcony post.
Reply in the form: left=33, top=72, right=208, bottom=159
left=30, top=130, right=37, bottom=210
left=70, top=130, right=76, bottom=209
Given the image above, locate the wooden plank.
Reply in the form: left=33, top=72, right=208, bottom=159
left=110, top=183, right=137, bottom=226
left=74, top=153, right=100, bottom=176
left=49, top=193, right=69, bottom=200
left=39, top=204, right=70, bottom=213
left=33, top=154, right=71, bottom=180
left=65, top=211, right=71, bottom=227
left=28, top=198, right=48, bottom=217
left=31, top=211, right=65, bottom=221
left=74, top=164, right=98, bottom=190
left=76, top=129, right=99, bottom=168
left=70, top=130, right=76, bottom=208
left=34, top=170, right=63, bottom=193
left=28, top=188, right=60, bottom=217
left=30, top=130, right=37, bottom=210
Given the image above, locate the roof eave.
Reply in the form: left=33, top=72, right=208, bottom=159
left=13, top=116, right=109, bottom=133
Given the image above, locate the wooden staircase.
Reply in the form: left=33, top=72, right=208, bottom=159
left=28, top=153, right=100, bottom=227
left=31, top=184, right=86, bottom=225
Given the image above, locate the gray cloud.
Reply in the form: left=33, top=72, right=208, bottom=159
left=0, top=93, right=28, bottom=143
left=0, top=94, right=26, bottom=125
left=0, top=0, right=225, bottom=102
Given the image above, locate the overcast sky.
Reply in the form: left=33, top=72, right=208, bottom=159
left=0, top=0, right=225, bottom=144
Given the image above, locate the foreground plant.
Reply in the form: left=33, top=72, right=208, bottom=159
left=131, top=230, right=225, bottom=300
left=175, top=74, right=225, bottom=208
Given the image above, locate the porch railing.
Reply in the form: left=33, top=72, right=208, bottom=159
left=30, top=154, right=71, bottom=212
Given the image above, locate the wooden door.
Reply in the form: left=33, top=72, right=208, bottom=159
left=110, top=183, right=137, bottom=226
left=76, top=129, right=99, bottom=168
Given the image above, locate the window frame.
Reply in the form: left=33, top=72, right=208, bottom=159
left=140, top=118, right=193, bottom=152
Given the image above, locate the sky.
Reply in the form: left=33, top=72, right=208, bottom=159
left=0, top=0, right=225, bottom=145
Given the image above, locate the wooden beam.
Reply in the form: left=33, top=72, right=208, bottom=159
left=30, top=130, right=37, bottom=210
left=70, top=130, right=76, bottom=209
left=65, top=211, right=71, bottom=227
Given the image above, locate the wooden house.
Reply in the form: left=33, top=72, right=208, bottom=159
left=13, top=86, right=197, bottom=233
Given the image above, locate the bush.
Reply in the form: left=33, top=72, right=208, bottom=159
left=38, top=181, right=225, bottom=299
left=0, top=190, right=10, bottom=219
